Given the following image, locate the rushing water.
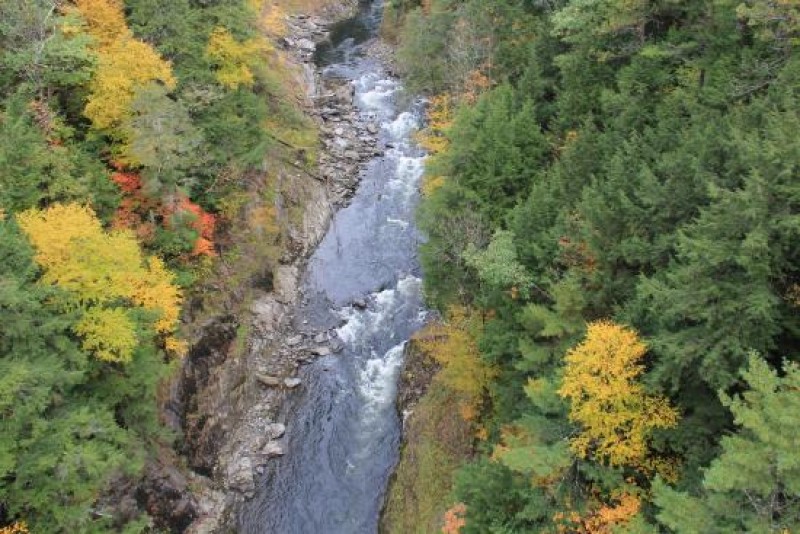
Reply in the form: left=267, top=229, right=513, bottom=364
left=239, top=2, right=428, bottom=532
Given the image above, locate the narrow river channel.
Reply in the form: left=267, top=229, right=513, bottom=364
left=239, top=2, right=428, bottom=532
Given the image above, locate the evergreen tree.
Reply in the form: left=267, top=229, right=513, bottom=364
left=655, top=354, right=800, bottom=533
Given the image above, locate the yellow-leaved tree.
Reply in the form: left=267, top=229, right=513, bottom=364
left=205, top=27, right=266, bottom=90
left=0, top=523, right=29, bottom=534
left=71, top=0, right=176, bottom=131
left=417, top=94, right=453, bottom=197
left=17, top=203, right=185, bottom=363
left=414, top=306, right=496, bottom=420
left=558, top=320, right=678, bottom=475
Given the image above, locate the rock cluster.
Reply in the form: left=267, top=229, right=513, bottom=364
left=282, top=15, right=328, bottom=62
left=215, top=303, right=347, bottom=500
left=315, top=79, right=382, bottom=206
left=280, top=14, right=383, bottom=207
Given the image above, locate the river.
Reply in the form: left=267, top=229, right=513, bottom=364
left=239, top=2, right=428, bottom=532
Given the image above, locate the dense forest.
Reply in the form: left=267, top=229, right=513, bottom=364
left=2, top=0, right=799, bottom=532
left=0, top=0, right=322, bottom=531
left=385, top=0, right=800, bottom=532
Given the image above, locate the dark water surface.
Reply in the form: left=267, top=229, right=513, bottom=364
left=239, top=2, right=428, bottom=532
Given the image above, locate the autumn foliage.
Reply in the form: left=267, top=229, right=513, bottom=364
left=417, top=94, right=453, bottom=155
left=559, top=321, right=679, bottom=474
left=70, top=0, right=176, bottom=131
left=111, top=168, right=216, bottom=257
left=554, top=493, right=641, bottom=533
left=168, top=196, right=217, bottom=257
left=206, top=27, right=266, bottom=90
left=17, top=203, right=185, bottom=362
left=414, top=306, right=496, bottom=420
left=441, top=503, right=467, bottom=534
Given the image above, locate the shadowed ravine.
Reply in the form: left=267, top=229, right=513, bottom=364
left=239, top=2, right=429, bottom=532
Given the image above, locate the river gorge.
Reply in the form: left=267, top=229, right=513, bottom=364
left=240, top=2, right=429, bottom=531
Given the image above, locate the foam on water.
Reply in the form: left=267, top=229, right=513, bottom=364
left=356, top=74, right=399, bottom=115
left=358, top=342, right=406, bottom=420
left=386, top=111, right=418, bottom=140
left=335, top=276, right=423, bottom=346
left=387, top=155, right=425, bottom=198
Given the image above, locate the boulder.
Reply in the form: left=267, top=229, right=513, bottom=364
left=310, top=346, right=332, bottom=357
left=297, top=38, right=316, bottom=51
left=330, top=338, right=345, bottom=353
left=284, top=377, right=302, bottom=388
left=265, top=423, right=286, bottom=440
left=256, top=374, right=281, bottom=387
left=262, top=441, right=285, bottom=458
left=225, top=457, right=254, bottom=496
left=334, top=82, right=354, bottom=105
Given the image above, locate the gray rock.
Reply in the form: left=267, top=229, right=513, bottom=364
left=265, top=423, right=286, bottom=439
left=366, top=123, right=379, bottom=134
left=334, top=87, right=354, bottom=107
left=287, top=334, right=303, bottom=346
left=297, top=38, right=316, bottom=51
left=314, top=332, right=327, bottom=344
left=284, top=377, right=302, bottom=388
left=262, top=441, right=285, bottom=458
left=310, top=346, right=332, bottom=357
left=256, top=374, right=281, bottom=387
left=225, top=457, right=254, bottom=496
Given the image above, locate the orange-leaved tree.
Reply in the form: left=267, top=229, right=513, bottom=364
left=441, top=502, right=467, bottom=534
left=162, top=196, right=217, bottom=257
left=17, top=203, right=185, bottom=362
left=558, top=320, right=678, bottom=475
left=554, top=492, right=642, bottom=534
left=109, top=167, right=217, bottom=258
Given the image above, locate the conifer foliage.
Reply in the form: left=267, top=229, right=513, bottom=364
left=0, top=0, right=302, bottom=529
left=391, top=0, right=800, bottom=531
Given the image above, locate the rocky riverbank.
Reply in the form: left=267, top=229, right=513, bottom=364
left=136, top=3, right=403, bottom=532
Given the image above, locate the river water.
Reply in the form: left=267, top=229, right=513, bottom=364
left=239, top=2, right=428, bottom=532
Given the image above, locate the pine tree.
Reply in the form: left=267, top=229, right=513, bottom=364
left=655, top=354, right=800, bottom=533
